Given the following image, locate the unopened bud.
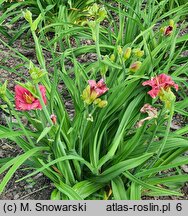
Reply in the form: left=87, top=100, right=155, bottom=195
left=0, top=80, right=8, bottom=96
left=93, top=98, right=101, bottom=105
left=50, top=114, right=57, bottom=125
left=110, top=54, right=115, bottom=62
left=133, top=48, right=144, bottom=58
left=92, top=3, right=99, bottom=14
left=129, top=61, right=142, bottom=72
left=23, top=10, right=32, bottom=25
left=98, top=7, right=107, bottom=22
left=123, top=47, right=131, bottom=60
left=98, top=100, right=108, bottom=108
left=29, top=63, right=47, bottom=83
left=159, top=88, right=176, bottom=110
left=117, top=46, right=123, bottom=55
left=169, top=19, right=174, bottom=28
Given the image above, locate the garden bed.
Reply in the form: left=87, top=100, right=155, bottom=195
left=0, top=0, right=188, bottom=200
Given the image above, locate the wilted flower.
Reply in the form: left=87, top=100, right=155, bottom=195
left=137, top=104, right=158, bottom=128
left=15, top=85, right=47, bottom=111
left=162, top=19, right=174, bottom=36
left=142, top=73, right=178, bottom=99
left=129, top=61, right=142, bottom=72
left=164, top=26, right=173, bottom=36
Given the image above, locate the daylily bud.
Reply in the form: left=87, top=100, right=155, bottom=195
left=159, top=88, right=176, bottom=110
left=117, top=46, right=123, bottom=55
left=31, top=14, right=42, bottom=31
left=0, top=80, right=8, bottom=96
left=123, top=47, right=131, bottom=60
left=129, top=61, right=142, bottom=72
left=98, top=100, right=108, bottom=108
left=93, top=98, right=101, bottom=105
left=50, top=114, right=57, bottom=125
left=23, top=10, right=32, bottom=25
left=0, top=80, right=9, bottom=104
left=133, top=48, right=144, bottom=58
left=29, top=63, right=47, bottom=83
left=98, top=7, right=107, bottom=22
left=81, top=86, right=93, bottom=105
left=91, top=3, right=99, bottom=15
left=160, top=27, right=165, bottom=34
left=110, top=54, right=115, bottom=62
left=90, top=90, right=98, bottom=101
left=169, top=19, right=174, bottom=28
left=94, top=98, right=108, bottom=108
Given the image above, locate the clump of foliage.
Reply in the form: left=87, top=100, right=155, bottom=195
left=0, top=0, right=188, bottom=200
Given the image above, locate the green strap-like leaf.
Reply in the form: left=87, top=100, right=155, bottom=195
left=54, top=182, right=83, bottom=200
left=37, top=126, right=52, bottom=143
left=111, top=177, right=129, bottom=200
left=16, top=155, right=93, bottom=182
left=124, top=171, right=182, bottom=196
left=0, top=147, right=48, bottom=194
left=95, top=153, right=153, bottom=183
left=73, top=180, right=104, bottom=199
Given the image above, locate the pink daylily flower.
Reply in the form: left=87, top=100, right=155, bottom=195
left=142, top=74, right=178, bottom=98
left=15, top=85, right=47, bottom=111
left=88, top=79, right=109, bottom=97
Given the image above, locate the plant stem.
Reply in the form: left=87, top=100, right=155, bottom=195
left=157, top=103, right=174, bottom=158
left=145, top=107, right=164, bottom=152
left=35, top=84, right=53, bottom=126
left=150, top=102, right=175, bottom=168
left=95, top=22, right=102, bottom=64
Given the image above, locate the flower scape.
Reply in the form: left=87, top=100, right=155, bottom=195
left=0, top=1, right=188, bottom=201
